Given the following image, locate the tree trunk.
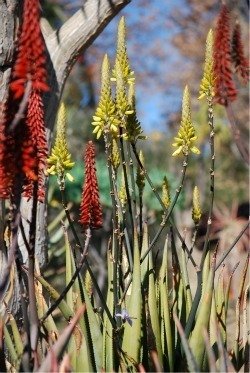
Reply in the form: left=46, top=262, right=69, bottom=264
left=0, top=0, right=130, bottom=296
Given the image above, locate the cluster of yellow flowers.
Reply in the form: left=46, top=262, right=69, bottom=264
left=172, top=86, right=200, bottom=157
left=92, top=17, right=145, bottom=142
left=47, top=103, right=75, bottom=180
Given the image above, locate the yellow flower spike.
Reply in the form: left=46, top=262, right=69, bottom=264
left=192, top=186, right=202, bottom=225
left=47, top=102, right=75, bottom=178
left=136, top=150, right=145, bottom=196
left=92, top=54, right=119, bottom=139
left=162, top=176, right=171, bottom=209
left=115, top=60, right=132, bottom=118
left=124, top=83, right=147, bottom=142
left=112, top=16, right=135, bottom=84
left=198, top=30, right=216, bottom=100
left=172, top=86, right=200, bottom=156
left=111, top=139, right=120, bottom=171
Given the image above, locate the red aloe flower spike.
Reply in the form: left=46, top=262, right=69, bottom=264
left=213, top=5, right=237, bottom=106
left=23, top=91, right=48, bottom=201
left=0, top=103, right=17, bottom=199
left=10, top=0, right=49, bottom=99
left=79, top=141, right=103, bottom=229
left=231, top=22, right=249, bottom=84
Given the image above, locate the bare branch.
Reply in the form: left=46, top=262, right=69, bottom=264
left=45, top=0, right=131, bottom=90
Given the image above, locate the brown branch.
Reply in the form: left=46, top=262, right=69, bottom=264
left=44, top=0, right=131, bottom=92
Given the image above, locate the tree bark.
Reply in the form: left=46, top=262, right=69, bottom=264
left=0, top=0, right=130, bottom=268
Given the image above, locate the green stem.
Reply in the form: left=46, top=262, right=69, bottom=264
left=104, top=133, right=121, bottom=325
left=126, top=142, right=137, bottom=223
left=185, top=96, right=215, bottom=338
left=119, top=131, right=134, bottom=231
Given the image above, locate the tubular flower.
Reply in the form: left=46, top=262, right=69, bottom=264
left=47, top=103, right=75, bottom=180
left=231, top=22, right=249, bottom=84
left=199, top=30, right=216, bottom=100
left=192, top=186, right=202, bottom=225
left=112, top=17, right=135, bottom=84
left=136, top=150, right=145, bottom=197
left=213, top=5, right=237, bottom=105
left=0, top=103, right=17, bottom=198
left=0, top=0, right=48, bottom=201
left=79, top=141, right=103, bottom=229
left=162, top=176, right=171, bottom=209
left=92, top=55, right=119, bottom=139
left=124, top=83, right=146, bottom=142
left=172, top=86, right=200, bottom=157
left=22, top=91, right=48, bottom=201
left=115, top=60, right=134, bottom=123
left=10, top=0, right=49, bottom=99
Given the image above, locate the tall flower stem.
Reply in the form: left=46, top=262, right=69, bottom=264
left=104, top=133, right=121, bottom=324
left=27, top=183, right=39, bottom=368
left=185, top=96, right=215, bottom=338
left=119, top=132, right=134, bottom=232
left=126, top=142, right=137, bottom=225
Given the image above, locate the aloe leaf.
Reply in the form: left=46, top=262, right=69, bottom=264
left=189, top=250, right=216, bottom=369
left=36, top=273, right=73, bottom=321
left=174, top=314, right=199, bottom=372
left=159, top=236, right=173, bottom=371
left=37, top=305, right=86, bottom=372
left=203, top=329, right=217, bottom=372
left=146, top=225, right=163, bottom=368
left=4, top=324, right=18, bottom=367
left=217, top=325, right=236, bottom=373
left=82, top=284, right=103, bottom=371
left=225, top=262, right=239, bottom=318
left=242, top=284, right=249, bottom=354
left=35, top=277, right=59, bottom=343
left=234, top=254, right=249, bottom=370
left=209, top=293, right=218, bottom=362
left=122, top=228, right=141, bottom=368
left=70, top=249, right=102, bottom=372
left=180, top=246, right=192, bottom=319
left=216, top=267, right=226, bottom=345
left=75, top=293, right=93, bottom=372
left=64, top=228, right=74, bottom=310
left=9, top=315, right=23, bottom=358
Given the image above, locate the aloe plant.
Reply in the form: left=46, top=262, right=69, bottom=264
left=0, top=13, right=248, bottom=373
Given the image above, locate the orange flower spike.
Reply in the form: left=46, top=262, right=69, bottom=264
left=10, top=0, right=49, bottom=99
left=79, top=141, right=103, bottom=229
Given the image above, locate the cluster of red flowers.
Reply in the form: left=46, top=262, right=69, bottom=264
left=0, top=0, right=48, bottom=201
left=79, top=141, right=103, bottom=230
left=213, top=5, right=249, bottom=106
